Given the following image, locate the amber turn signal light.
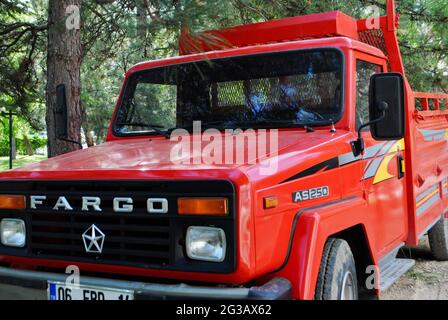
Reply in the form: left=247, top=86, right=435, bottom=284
left=263, top=196, right=278, bottom=209
left=0, top=195, right=26, bottom=210
left=178, top=198, right=228, bottom=215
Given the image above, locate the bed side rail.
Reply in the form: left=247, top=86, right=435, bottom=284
left=414, top=92, right=448, bottom=120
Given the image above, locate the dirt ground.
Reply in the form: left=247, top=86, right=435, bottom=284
left=381, top=237, right=448, bottom=300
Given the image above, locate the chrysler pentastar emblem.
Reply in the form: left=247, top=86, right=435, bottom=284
left=82, top=224, right=105, bottom=254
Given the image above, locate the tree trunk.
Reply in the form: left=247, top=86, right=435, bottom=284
left=23, top=134, right=34, bottom=156
left=136, top=0, right=148, bottom=58
left=46, top=0, right=82, bottom=158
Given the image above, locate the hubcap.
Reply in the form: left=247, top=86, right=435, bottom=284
left=340, top=271, right=356, bottom=300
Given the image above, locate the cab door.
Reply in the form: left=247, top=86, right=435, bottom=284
left=355, top=54, right=407, bottom=255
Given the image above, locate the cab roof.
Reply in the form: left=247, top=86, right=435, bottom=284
left=126, top=37, right=386, bottom=77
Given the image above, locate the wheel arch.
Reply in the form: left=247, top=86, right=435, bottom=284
left=272, top=197, right=378, bottom=299
left=330, top=224, right=377, bottom=299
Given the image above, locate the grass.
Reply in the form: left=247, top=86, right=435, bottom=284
left=0, top=155, right=47, bottom=171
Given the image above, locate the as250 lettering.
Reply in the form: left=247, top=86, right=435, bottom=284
left=293, top=186, right=329, bottom=203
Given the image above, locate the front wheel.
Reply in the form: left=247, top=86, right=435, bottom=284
left=315, top=238, right=358, bottom=300
left=428, top=216, right=448, bottom=261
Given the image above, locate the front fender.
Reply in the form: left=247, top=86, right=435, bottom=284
left=272, top=196, right=378, bottom=300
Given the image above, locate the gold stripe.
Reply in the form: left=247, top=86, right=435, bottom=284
left=372, top=139, right=406, bottom=185
left=373, top=154, right=395, bottom=184
left=417, top=188, right=440, bottom=207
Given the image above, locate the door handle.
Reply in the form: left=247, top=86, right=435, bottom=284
left=397, top=154, right=405, bottom=179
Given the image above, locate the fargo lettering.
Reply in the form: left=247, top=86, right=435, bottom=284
left=29, top=195, right=168, bottom=213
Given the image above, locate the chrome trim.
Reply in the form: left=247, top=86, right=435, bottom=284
left=0, top=267, right=291, bottom=300
left=0, top=266, right=248, bottom=299
left=340, top=271, right=356, bottom=300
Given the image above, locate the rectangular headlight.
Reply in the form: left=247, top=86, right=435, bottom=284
left=1, top=219, right=26, bottom=248
left=186, top=226, right=226, bottom=262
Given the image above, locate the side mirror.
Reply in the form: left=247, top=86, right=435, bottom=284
left=369, top=73, right=405, bottom=140
left=351, top=72, right=405, bottom=157
left=55, top=84, right=69, bottom=140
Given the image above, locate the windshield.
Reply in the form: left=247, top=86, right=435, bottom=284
left=114, top=49, right=344, bottom=136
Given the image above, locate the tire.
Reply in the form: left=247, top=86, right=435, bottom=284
left=428, top=216, right=448, bottom=261
left=315, top=238, right=358, bottom=300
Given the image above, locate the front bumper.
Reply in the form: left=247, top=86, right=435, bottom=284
left=0, top=266, right=291, bottom=300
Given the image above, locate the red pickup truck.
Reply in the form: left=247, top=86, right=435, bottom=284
left=0, top=0, right=446, bottom=300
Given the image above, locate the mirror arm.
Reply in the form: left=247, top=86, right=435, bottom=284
left=53, top=108, right=83, bottom=149
left=351, top=111, right=386, bottom=157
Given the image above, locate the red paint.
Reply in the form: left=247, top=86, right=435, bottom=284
left=0, top=0, right=447, bottom=300
left=179, top=11, right=359, bottom=55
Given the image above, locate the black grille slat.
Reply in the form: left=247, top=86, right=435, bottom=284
left=29, top=211, right=171, bottom=265
left=30, top=220, right=170, bottom=233
left=31, top=232, right=170, bottom=246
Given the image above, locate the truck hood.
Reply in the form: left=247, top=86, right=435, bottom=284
left=0, top=130, right=352, bottom=183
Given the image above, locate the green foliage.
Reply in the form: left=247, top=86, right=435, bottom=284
left=0, top=0, right=47, bottom=130
left=397, top=0, right=448, bottom=92
left=0, top=141, right=10, bottom=157
left=0, top=115, right=46, bottom=156
left=15, top=135, right=47, bottom=155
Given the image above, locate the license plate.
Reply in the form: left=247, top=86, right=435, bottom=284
left=48, top=282, right=134, bottom=300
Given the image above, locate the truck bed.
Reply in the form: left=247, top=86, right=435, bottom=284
left=407, top=93, right=448, bottom=244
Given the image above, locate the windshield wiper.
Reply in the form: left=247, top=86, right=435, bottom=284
left=228, top=120, right=305, bottom=128
left=118, top=123, right=171, bottom=139
left=299, top=107, right=325, bottom=121
left=166, top=121, right=233, bottom=134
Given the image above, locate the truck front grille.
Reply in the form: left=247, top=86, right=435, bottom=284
left=0, top=180, right=236, bottom=273
left=30, top=213, right=171, bottom=267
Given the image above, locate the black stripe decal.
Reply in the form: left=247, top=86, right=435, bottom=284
left=281, top=157, right=339, bottom=183
left=269, top=196, right=358, bottom=274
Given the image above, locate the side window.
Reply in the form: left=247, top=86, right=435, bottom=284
left=356, top=61, right=382, bottom=130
